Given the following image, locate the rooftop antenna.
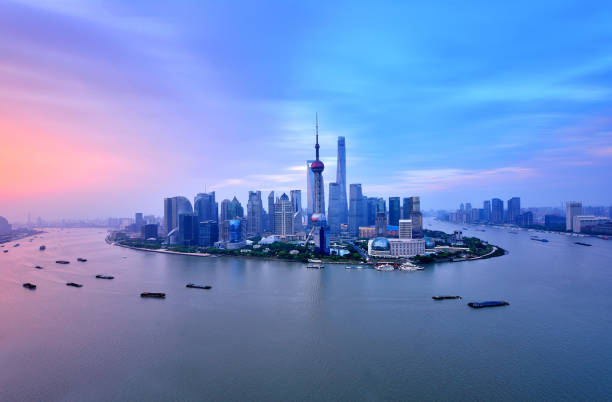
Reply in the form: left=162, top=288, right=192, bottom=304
left=315, top=112, right=320, bottom=161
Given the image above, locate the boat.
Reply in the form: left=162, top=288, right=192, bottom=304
left=399, top=262, right=424, bottom=271
left=141, top=292, right=166, bottom=298
left=34, top=265, right=43, bottom=269
left=306, top=263, right=324, bottom=269
left=39, top=245, right=46, bottom=250
left=186, top=283, right=212, bottom=289
left=375, top=264, right=394, bottom=271
left=574, top=242, right=592, bottom=247
left=345, top=265, right=367, bottom=270
left=530, top=237, right=549, bottom=242
left=56, top=260, right=70, bottom=264
left=13, top=243, right=19, bottom=247
left=77, top=258, right=87, bottom=262
left=3, top=250, right=7, bottom=253
left=23, top=283, right=36, bottom=290
left=432, top=296, right=462, bottom=300
left=95, top=275, right=114, bottom=279
left=66, top=282, right=83, bottom=288
left=468, top=301, right=509, bottom=308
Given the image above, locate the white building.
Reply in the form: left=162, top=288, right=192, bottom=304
left=398, top=219, right=412, bottom=239
left=572, top=216, right=610, bottom=233
left=368, top=237, right=426, bottom=258
left=566, top=201, right=582, bottom=231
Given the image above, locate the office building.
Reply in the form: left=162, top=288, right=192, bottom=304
left=141, top=223, right=158, bottom=240
left=274, top=193, right=294, bottom=237
left=507, top=197, right=521, bottom=224
left=366, top=197, right=378, bottom=226
left=163, top=196, right=193, bottom=235
left=335, top=136, right=348, bottom=225
left=483, top=200, right=491, bottom=222
left=348, top=184, right=366, bottom=236
left=367, top=237, right=426, bottom=258
left=399, top=219, right=412, bottom=239
left=328, top=182, right=342, bottom=234
left=359, top=226, right=376, bottom=238
left=198, top=220, right=219, bottom=247
left=290, top=189, right=303, bottom=233
left=247, top=191, right=263, bottom=237
left=375, top=212, right=387, bottom=236
left=194, top=192, right=218, bottom=223
left=566, top=201, right=582, bottom=231
left=388, top=197, right=401, bottom=226
left=402, top=196, right=420, bottom=219
left=178, top=213, right=199, bottom=246
left=491, top=198, right=504, bottom=224
left=267, top=191, right=275, bottom=233
left=572, top=215, right=610, bottom=233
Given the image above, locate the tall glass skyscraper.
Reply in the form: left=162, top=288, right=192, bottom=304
left=388, top=197, right=401, bottom=226
left=491, top=198, right=504, bottom=224
left=194, top=192, right=218, bottom=223
left=328, top=183, right=341, bottom=234
left=336, top=136, right=348, bottom=224
left=163, top=196, right=193, bottom=235
left=348, top=183, right=366, bottom=236
left=247, top=191, right=263, bottom=236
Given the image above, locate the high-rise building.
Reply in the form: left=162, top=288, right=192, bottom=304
left=274, top=193, right=294, bottom=237
left=507, top=197, right=521, bottom=224
left=268, top=191, right=275, bottom=233
left=247, top=191, right=263, bottom=236
left=399, top=219, right=413, bottom=239
left=366, top=197, right=379, bottom=226
left=135, top=213, right=144, bottom=228
left=328, top=182, right=341, bottom=234
left=178, top=213, right=200, bottom=246
left=348, top=184, right=365, bottom=236
left=309, top=114, right=329, bottom=253
left=388, top=197, right=401, bottom=226
left=220, top=199, right=230, bottom=221
left=491, top=198, right=504, bottom=224
left=142, top=223, right=158, bottom=240
left=198, top=220, right=219, bottom=246
left=163, top=196, right=193, bottom=235
left=483, top=200, right=491, bottom=222
left=375, top=212, right=387, bottom=236
left=335, top=136, right=348, bottom=225
left=290, top=190, right=303, bottom=233
left=194, top=192, right=218, bottom=223
left=402, top=196, right=420, bottom=219
left=228, top=196, right=243, bottom=219
left=566, top=201, right=583, bottom=231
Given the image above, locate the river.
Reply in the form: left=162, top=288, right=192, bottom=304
left=1, top=218, right=611, bottom=401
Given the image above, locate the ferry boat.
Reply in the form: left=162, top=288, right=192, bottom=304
left=399, top=262, right=424, bottom=271
left=468, top=301, right=509, bottom=308
left=23, top=283, right=36, bottom=290
left=3, top=250, right=8, bottom=253
left=375, top=264, right=394, bottom=271
left=66, top=282, right=83, bottom=288
left=432, top=295, right=461, bottom=300
left=186, top=283, right=212, bottom=289
left=95, top=275, right=114, bottom=280
left=141, top=292, right=166, bottom=298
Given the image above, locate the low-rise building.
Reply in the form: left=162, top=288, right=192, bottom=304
left=367, top=237, right=426, bottom=258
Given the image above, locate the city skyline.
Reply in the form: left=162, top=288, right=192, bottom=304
left=2, top=1, right=612, bottom=221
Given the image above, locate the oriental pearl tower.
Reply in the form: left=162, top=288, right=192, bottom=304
left=310, top=113, right=330, bottom=254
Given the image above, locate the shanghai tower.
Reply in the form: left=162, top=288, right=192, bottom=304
left=336, top=136, right=348, bottom=224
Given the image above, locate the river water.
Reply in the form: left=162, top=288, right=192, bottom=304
left=1, top=219, right=611, bottom=401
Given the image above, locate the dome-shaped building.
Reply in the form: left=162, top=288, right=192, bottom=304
left=0, top=216, right=11, bottom=235
left=368, top=237, right=391, bottom=257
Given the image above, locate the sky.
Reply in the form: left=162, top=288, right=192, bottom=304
left=1, top=0, right=612, bottom=221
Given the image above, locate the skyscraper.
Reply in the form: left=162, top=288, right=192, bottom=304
left=566, top=201, right=582, bottom=231
left=336, top=136, right=348, bottom=225
left=194, top=192, right=218, bottom=222
left=247, top=191, right=263, bottom=236
left=366, top=197, right=379, bottom=226
left=483, top=200, right=491, bottom=222
left=388, top=197, right=401, bottom=226
left=163, top=196, right=193, bottom=235
left=228, top=196, right=243, bottom=219
left=491, top=198, right=504, bottom=224
left=348, top=184, right=365, bottom=236
left=309, top=114, right=330, bottom=254
left=274, top=193, right=294, bottom=237
left=268, top=191, right=275, bottom=234
left=328, top=182, right=341, bottom=234
left=399, top=219, right=412, bottom=239
left=220, top=199, right=230, bottom=221
left=507, top=197, right=521, bottom=224
left=290, top=189, right=303, bottom=233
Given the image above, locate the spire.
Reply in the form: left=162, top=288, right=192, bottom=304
left=315, top=112, right=320, bottom=161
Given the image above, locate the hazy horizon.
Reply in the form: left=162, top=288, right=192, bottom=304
left=2, top=1, right=611, bottom=221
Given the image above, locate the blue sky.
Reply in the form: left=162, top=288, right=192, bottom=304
left=1, top=0, right=611, bottom=220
